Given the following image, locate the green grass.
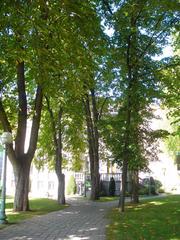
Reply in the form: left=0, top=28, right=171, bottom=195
left=96, top=196, right=119, bottom=202
left=0, top=197, right=68, bottom=229
left=107, top=195, right=180, bottom=240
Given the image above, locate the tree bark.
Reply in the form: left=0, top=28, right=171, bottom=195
left=57, top=173, right=65, bottom=204
left=131, top=170, right=139, bottom=203
left=13, top=158, right=31, bottom=211
left=12, top=85, right=42, bottom=211
left=91, top=89, right=100, bottom=199
left=119, top=156, right=128, bottom=211
left=56, top=108, right=65, bottom=204
left=119, top=30, right=132, bottom=212
left=83, top=92, right=100, bottom=200
left=0, top=61, right=43, bottom=211
left=46, top=97, right=65, bottom=204
left=15, top=61, right=27, bottom=155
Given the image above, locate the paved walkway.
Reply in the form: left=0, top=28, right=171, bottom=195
left=0, top=197, right=118, bottom=240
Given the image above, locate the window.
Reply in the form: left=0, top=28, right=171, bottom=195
left=37, top=181, right=44, bottom=190
left=48, top=181, right=54, bottom=190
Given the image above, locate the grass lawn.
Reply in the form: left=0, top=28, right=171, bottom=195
left=0, top=197, right=68, bottom=229
left=96, top=196, right=119, bottom=202
left=107, top=194, right=180, bottom=240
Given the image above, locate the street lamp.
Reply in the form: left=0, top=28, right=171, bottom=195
left=0, top=132, right=13, bottom=224
left=84, top=156, right=88, bottom=198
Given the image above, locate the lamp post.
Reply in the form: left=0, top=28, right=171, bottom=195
left=84, top=156, right=88, bottom=198
left=0, top=132, right=12, bottom=224
left=84, top=169, right=86, bottom=197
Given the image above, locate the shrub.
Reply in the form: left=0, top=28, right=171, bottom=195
left=125, top=191, right=131, bottom=197
left=140, top=177, right=163, bottom=195
left=158, top=188, right=165, bottom=193
left=100, top=180, right=107, bottom=197
left=109, top=177, right=116, bottom=196
left=67, top=175, right=77, bottom=195
left=139, top=186, right=149, bottom=195
left=154, top=179, right=162, bottom=192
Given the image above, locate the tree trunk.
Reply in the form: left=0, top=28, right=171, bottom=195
left=119, top=14, right=137, bottom=211
left=131, top=170, right=139, bottom=203
left=83, top=94, right=100, bottom=200
left=119, top=158, right=128, bottom=212
left=13, top=159, right=31, bottom=211
left=91, top=89, right=100, bottom=200
left=57, top=173, right=65, bottom=204
left=0, top=60, right=43, bottom=212
left=91, top=163, right=100, bottom=200
left=46, top=102, right=66, bottom=205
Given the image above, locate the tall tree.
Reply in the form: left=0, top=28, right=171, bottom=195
left=0, top=0, right=100, bottom=210
left=34, top=0, right=107, bottom=202
left=0, top=1, right=49, bottom=211
left=35, top=84, right=86, bottom=204
left=102, top=0, right=179, bottom=211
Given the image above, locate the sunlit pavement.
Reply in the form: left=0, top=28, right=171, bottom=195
left=0, top=197, right=118, bottom=240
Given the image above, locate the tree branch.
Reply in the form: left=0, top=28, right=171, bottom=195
left=98, top=97, right=108, bottom=120
left=102, top=0, right=113, bottom=15
left=15, top=61, right=27, bottom=155
left=0, top=99, right=12, bottom=132
left=139, top=14, right=178, bottom=59
left=45, top=95, right=58, bottom=147
left=27, top=85, right=43, bottom=160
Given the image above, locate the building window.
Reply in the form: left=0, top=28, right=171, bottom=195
left=37, top=181, right=44, bottom=190
left=48, top=181, right=54, bottom=190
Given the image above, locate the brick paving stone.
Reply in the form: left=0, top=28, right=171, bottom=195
left=0, top=197, right=118, bottom=240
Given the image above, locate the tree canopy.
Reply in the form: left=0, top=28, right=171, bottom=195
left=0, top=0, right=179, bottom=211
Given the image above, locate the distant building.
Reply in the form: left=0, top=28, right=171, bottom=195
left=5, top=156, right=120, bottom=198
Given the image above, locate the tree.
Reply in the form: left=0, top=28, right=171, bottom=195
left=102, top=0, right=179, bottom=211
left=0, top=0, right=102, bottom=210
left=109, top=177, right=116, bottom=196
left=34, top=0, right=107, bottom=202
left=82, top=52, right=111, bottom=201
left=83, top=89, right=101, bottom=200
left=67, top=175, right=77, bottom=195
left=66, top=4, right=110, bottom=200
left=0, top=1, right=47, bottom=211
left=35, top=88, right=86, bottom=204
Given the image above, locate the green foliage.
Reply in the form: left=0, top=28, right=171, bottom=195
left=32, top=0, right=107, bottom=173
left=140, top=177, right=163, bottom=195
left=0, top=0, right=179, bottom=211
left=164, top=120, right=180, bottom=158
left=158, top=188, right=165, bottom=193
left=66, top=175, right=77, bottom=195
left=109, top=177, right=116, bottom=196
left=100, top=0, right=179, bottom=177
left=154, top=179, right=163, bottom=192
left=138, top=186, right=149, bottom=195
left=160, top=56, right=180, bottom=126
left=101, top=107, right=159, bottom=171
